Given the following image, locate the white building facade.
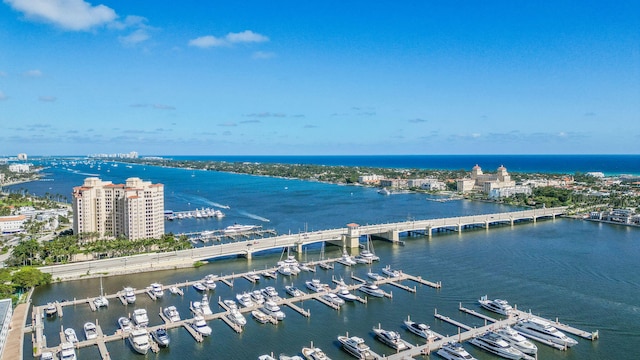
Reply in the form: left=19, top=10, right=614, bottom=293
left=0, top=215, right=26, bottom=234
left=0, top=298, right=12, bottom=359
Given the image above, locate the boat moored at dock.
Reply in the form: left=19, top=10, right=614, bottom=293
left=64, top=327, right=78, bottom=343
left=305, top=279, right=329, bottom=293
left=381, top=265, right=401, bottom=278
left=403, top=316, right=438, bottom=341
left=513, top=318, right=578, bottom=348
left=191, top=315, right=212, bottom=336
left=478, top=295, right=513, bottom=316
left=150, top=283, right=164, bottom=298
left=469, top=331, right=525, bottom=359
left=163, top=305, right=181, bottom=322
left=83, top=322, right=97, bottom=340
left=337, top=335, right=376, bottom=359
left=358, top=282, right=385, bottom=297
left=132, top=308, right=149, bottom=327
left=59, top=342, right=77, bottom=360
left=437, top=342, right=477, bottom=360
left=285, top=285, right=304, bottom=297
left=372, top=326, right=408, bottom=350
left=118, top=316, right=132, bottom=332
left=152, top=327, right=170, bottom=347
left=227, top=308, right=247, bottom=326
left=123, top=287, right=136, bottom=304
left=45, top=303, right=57, bottom=317
left=322, top=292, right=345, bottom=306
left=301, top=345, right=332, bottom=360
left=128, top=328, right=151, bottom=355
left=494, top=326, right=538, bottom=355
left=192, top=294, right=213, bottom=315
left=261, top=300, right=286, bottom=320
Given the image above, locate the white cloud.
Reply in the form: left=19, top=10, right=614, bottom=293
left=226, top=30, right=268, bottom=44
left=5, top=0, right=117, bottom=31
left=0, top=91, right=7, bottom=101
left=189, top=30, right=269, bottom=48
left=109, top=14, right=147, bottom=30
left=24, top=69, right=43, bottom=77
left=188, top=35, right=227, bottom=48
left=119, top=29, right=150, bottom=46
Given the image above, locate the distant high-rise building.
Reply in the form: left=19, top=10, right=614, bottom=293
left=72, top=177, right=164, bottom=240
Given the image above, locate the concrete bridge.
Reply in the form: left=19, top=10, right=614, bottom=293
left=40, top=207, right=566, bottom=280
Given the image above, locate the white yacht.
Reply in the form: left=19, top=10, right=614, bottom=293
left=262, top=286, right=279, bottom=299
left=301, top=346, right=331, bottom=360
left=478, top=295, right=513, bottom=316
left=93, top=295, right=109, bottom=309
left=123, top=287, right=136, bottom=304
left=203, top=274, right=218, bottom=290
left=404, top=317, right=438, bottom=341
left=151, top=327, right=170, bottom=347
left=469, top=331, right=525, bottom=359
left=83, top=322, right=98, bottom=340
left=358, top=282, right=385, bottom=297
left=252, top=309, right=272, bottom=324
left=321, top=292, right=345, bottom=306
left=236, top=292, right=255, bottom=308
left=193, top=294, right=213, bottom=315
left=163, top=306, right=181, bottom=322
left=132, top=308, right=149, bottom=327
left=223, top=299, right=238, bottom=310
left=191, top=315, right=212, bottom=336
left=128, top=328, right=150, bottom=355
left=336, top=250, right=357, bottom=266
left=59, top=342, right=77, bottom=360
left=150, top=283, right=164, bottom=298
left=118, top=316, right=132, bottom=332
left=247, top=271, right=261, bottom=281
left=494, top=326, right=538, bottom=355
left=381, top=265, right=401, bottom=277
left=192, top=282, right=207, bottom=292
left=279, top=355, right=304, bottom=360
left=224, top=224, right=257, bottom=234
left=367, top=272, right=384, bottom=281
left=45, top=302, right=57, bottom=317
left=64, top=328, right=78, bottom=343
left=285, top=285, right=304, bottom=297
left=227, top=308, right=247, bottom=326
left=305, top=279, right=329, bottom=293
left=277, top=264, right=293, bottom=276
left=336, top=285, right=358, bottom=302
left=40, top=351, right=54, bottom=360
left=337, top=335, right=376, bottom=359
left=513, top=318, right=578, bottom=347
left=169, top=286, right=181, bottom=295
left=251, top=290, right=266, bottom=305
left=372, top=327, right=408, bottom=350
left=437, top=342, right=477, bottom=360
left=262, top=300, right=286, bottom=320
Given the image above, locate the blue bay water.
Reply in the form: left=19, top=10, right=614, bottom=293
left=7, top=156, right=640, bottom=360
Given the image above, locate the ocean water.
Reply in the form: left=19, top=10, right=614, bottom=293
left=7, top=156, right=640, bottom=360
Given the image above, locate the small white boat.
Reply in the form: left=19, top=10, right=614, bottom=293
left=83, top=322, right=98, bottom=340
left=338, top=335, right=376, bottom=359
left=59, top=342, right=77, bottom=360
left=192, top=282, right=207, bottom=292
left=322, top=292, right=345, bottom=306
left=224, top=224, right=257, bottom=234
left=151, top=327, right=170, bottom=347
left=280, top=355, right=304, bottom=360
left=372, top=327, right=408, bottom=350
left=301, top=345, right=331, bottom=360
left=227, top=308, right=247, bottom=326
left=123, top=287, right=136, bottom=304
left=247, top=271, right=261, bottom=281
left=163, top=306, right=181, bottom=322
left=128, top=327, right=150, bottom=355
left=262, top=286, right=279, bottom=299
left=251, top=290, right=266, bottom=305
left=223, top=299, right=238, bottom=310
left=93, top=295, right=109, bottom=308
left=118, top=316, right=132, bottom=332
left=45, top=303, right=57, bottom=316
left=437, top=342, right=477, bottom=360
left=367, top=272, right=384, bottom=281
left=150, top=283, right=164, bottom=298
left=258, top=355, right=277, bottom=360
left=337, top=285, right=358, bottom=302
left=64, top=327, right=78, bottom=343
left=252, top=309, right=272, bottom=324
left=358, top=282, right=385, bottom=297
left=381, top=265, right=401, bottom=278
left=469, top=331, right=525, bottom=359
left=336, top=250, right=357, bottom=266
left=285, top=285, right=304, bottom=297
left=132, top=308, right=149, bottom=327
left=192, top=294, right=213, bottom=316
left=404, top=316, right=438, bottom=341
left=277, top=264, right=293, bottom=276
left=40, top=351, right=54, bottom=360
left=261, top=300, right=286, bottom=320
left=191, top=315, right=212, bottom=336
left=478, top=295, right=513, bottom=316
left=169, top=286, right=181, bottom=295
left=305, top=279, right=329, bottom=293
left=203, top=274, right=218, bottom=290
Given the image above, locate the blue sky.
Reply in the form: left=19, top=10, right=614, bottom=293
left=1, top=1, right=639, bottom=156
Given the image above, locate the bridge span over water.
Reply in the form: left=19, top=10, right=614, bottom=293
left=40, top=207, right=567, bottom=280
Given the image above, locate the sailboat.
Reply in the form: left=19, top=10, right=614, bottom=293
left=318, top=241, right=333, bottom=270
left=355, top=235, right=380, bottom=263
left=93, top=277, right=109, bottom=308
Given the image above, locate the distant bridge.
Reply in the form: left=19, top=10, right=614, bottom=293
left=40, top=207, right=567, bottom=280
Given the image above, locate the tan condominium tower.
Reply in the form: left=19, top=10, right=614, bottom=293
left=72, top=177, right=165, bottom=240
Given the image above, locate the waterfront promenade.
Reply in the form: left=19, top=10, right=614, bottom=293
left=39, top=207, right=567, bottom=280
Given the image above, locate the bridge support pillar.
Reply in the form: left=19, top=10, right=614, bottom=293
left=341, top=234, right=360, bottom=249
left=484, top=220, right=489, bottom=229
left=427, top=226, right=432, bottom=237
left=296, top=243, right=303, bottom=254
left=510, top=217, right=514, bottom=227
left=386, top=230, right=400, bottom=243
left=244, top=250, right=252, bottom=260
left=457, top=224, right=462, bottom=233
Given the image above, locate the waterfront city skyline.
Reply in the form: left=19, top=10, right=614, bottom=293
left=1, top=1, right=639, bottom=156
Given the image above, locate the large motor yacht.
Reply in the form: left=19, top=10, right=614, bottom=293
left=123, top=287, right=136, bottom=304
left=336, top=285, right=358, bottom=302
left=301, top=345, right=331, bottom=360
left=150, top=283, right=164, bottom=298
left=494, top=326, right=538, bottom=355
left=381, top=265, right=401, bottom=278
left=336, top=250, right=357, bottom=266
left=236, top=292, right=255, bottom=308
left=227, top=308, right=247, bottom=326
left=358, top=282, right=385, bottom=297
left=285, top=285, right=304, bottom=297
left=193, top=294, right=213, bottom=315
left=436, top=342, right=477, bottom=360
left=321, top=292, right=345, bottom=306
left=59, top=342, right=77, bottom=360
left=261, top=300, right=286, bottom=320
left=478, top=295, right=513, bottom=316
left=83, top=322, right=98, bottom=340
left=203, top=274, right=217, bottom=290
left=404, top=317, right=438, bottom=341
left=513, top=318, right=578, bottom=347
left=261, top=286, right=279, bottom=299
left=128, top=328, right=150, bottom=355
left=151, top=328, right=170, bottom=347
left=191, top=315, right=212, bottom=336
left=132, top=308, right=149, bottom=327
left=372, top=327, right=408, bottom=350
left=305, top=279, right=329, bottom=293
left=338, top=335, right=376, bottom=360
left=469, top=331, right=525, bottom=359
left=163, top=305, right=181, bottom=322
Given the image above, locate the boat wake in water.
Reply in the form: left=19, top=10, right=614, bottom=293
left=238, top=211, right=270, bottom=222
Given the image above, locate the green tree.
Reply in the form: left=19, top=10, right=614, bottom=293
left=11, top=267, right=52, bottom=289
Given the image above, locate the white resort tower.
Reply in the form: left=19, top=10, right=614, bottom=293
left=72, top=177, right=164, bottom=240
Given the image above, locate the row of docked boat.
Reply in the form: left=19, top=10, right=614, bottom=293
left=166, top=207, right=225, bottom=220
